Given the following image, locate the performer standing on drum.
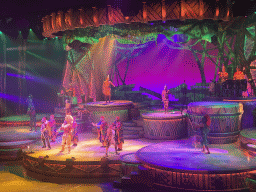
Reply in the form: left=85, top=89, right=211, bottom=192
left=113, top=116, right=124, bottom=151
left=92, top=116, right=108, bottom=147
left=194, top=114, right=211, bottom=154
left=104, top=123, right=119, bottom=157
left=162, top=85, right=170, bottom=114
left=58, top=115, right=73, bottom=153
left=103, top=75, right=115, bottom=103
left=41, top=117, right=51, bottom=150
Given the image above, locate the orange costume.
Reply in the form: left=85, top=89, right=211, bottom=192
left=103, top=76, right=115, bottom=96
left=218, top=66, right=228, bottom=83
left=233, top=68, right=245, bottom=80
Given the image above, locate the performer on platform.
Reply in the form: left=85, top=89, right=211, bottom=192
left=162, top=85, right=170, bottom=113
left=27, top=94, right=36, bottom=132
left=103, top=75, right=115, bottom=103
left=194, top=114, right=211, bottom=154
left=112, top=116, right=124, bottom=151
left=233, top=67, right=245, bottom=80
left=92, top=116, right=108, bottom=147
left=58, top=115, right=73, bottom=153
left=72, top=116, right=78, bottom=146
left=104, top=124, right=119, bottom=157
left=48, top=115, right=56, bottom=142
left=41, top=117, right=51, bottom=150
left=218, top=65, right=228, bottom=83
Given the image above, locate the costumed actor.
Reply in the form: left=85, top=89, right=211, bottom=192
left=41, top=117, right=51, bottom=150
left=48, top=115, right=56, bottom=142
left=58, top=115, right=73, bottom=153
left=104, top=124, right=119, bottom=157
left=72, top=116, right=78, bottom=146
left=103, top=75, right=115, bottom=103
left=27, top=94, right=36, bottom=132
left=113, top=116, right=124, bottom=151
left=92, top=116, right=108, bottom=147
left=162, top=85, right=170, bottom=114
left=194, top=114, right=211, bottom=154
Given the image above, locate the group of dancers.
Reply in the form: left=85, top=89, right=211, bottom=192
left=92, top=116, right=124, bottom=157
left=39, top=114, right=78, bottom=153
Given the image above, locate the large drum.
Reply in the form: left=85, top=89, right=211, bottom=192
left=187, top=101, right=243, bottom=144
left=142, top=111, right=187, bottom=140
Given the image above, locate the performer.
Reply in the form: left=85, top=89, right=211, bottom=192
left=48, top=115, right=56, bottom=142
left=162, top=85, right=170, bottom=113
left=208, top=80, right=215, bottom=96
left=104, top=124, right=119, bottom=157
left=193, top=114, right=211, bottom=154
left=102, top=75, right=115, bottom=103
left=72, top=116, right=78, bottom=146
left=218, top=65, right=228, bottom=83
left=113, top=116, right=124, bottom=151
left=92, top=116, right=108, bottom=147
left=233, top=67, right=245, bottom=80
left=58, top=115, right=73, bottom=153
left=41, top=117, right=51, bottom=150
left=65, top=99, right=71, bottom=115
left=27, top=94, right=36, bottom=132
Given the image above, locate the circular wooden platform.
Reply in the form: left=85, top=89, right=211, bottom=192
left=142, top=111, right=187, bottom=140
left=85, top=100, right=133, bottom=125
left=135, top=140, right=256, bottom=191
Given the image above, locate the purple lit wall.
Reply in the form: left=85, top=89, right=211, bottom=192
left=112, top=34, right=217, bottom=100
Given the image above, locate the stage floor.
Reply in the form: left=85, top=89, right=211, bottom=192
left=136, top=140, right=256, bottom=173
left=22, top=130, right=160, bottom=161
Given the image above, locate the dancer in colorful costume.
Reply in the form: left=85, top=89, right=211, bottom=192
left=104, top=124, right=119, bottom=157
left=194, top=114, right=211, bottom=154
left=92, top=116, right=108, bottom=147
left=102, top=75, right=115, bottom=103
left=48, top=115, right=56, bottom=142
left=162, top=85, right=170, bottom=113
left=41, top=117, right=51, bottom=150
left=27, top=94, right=36, bottom=132
left=112, top=116, right=124, bottom=151
left=58, top=115, right=73, bottom=153
left=72, top=117, right=78, bottom=146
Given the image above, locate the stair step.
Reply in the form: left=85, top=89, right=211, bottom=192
left=123, top=121, right=137, bottom=127
left=123, top=130, right=139, bottom=135
left=124, top=134, right=140, bottom=139
left=123, top=126, right=144, bottom=131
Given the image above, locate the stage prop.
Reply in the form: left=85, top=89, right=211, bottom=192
left=119, top=153, right=141, bottom=177
left=223, top=99, right=256, bottom=129
left=132, top=141, right=254, bottom=191
left=142, top=111, right=187, bottom=140
left=187, top=101, right=243, bottom=144
left=23, top=153, right=121, bottom=180
left=85, top=100, right=133, bottom=124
